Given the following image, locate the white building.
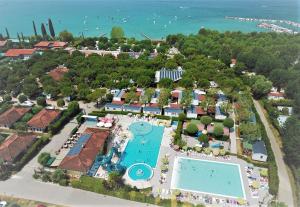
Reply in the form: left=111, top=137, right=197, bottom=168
left=252, top=141, right=268, bottom=162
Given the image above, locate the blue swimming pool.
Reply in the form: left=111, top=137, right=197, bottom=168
left=120, top=122, right=164, bottom=169
left=171, top=157, right=245, bottom=198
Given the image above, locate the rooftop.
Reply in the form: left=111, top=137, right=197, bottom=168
left=5, top=49, right=35, bottom=57
left=48, top=66, right=69, bottom=81
left=27, top=109, right=61, bottom=129
left=253, top=140, right=267, bottom=155
left=0, top=107, right=31, bottom=127
left=155, top=67, right=184, bottom=83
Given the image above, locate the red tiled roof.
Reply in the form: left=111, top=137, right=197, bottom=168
left=172, top=92, right=179, bottom=98
left=198, top=95, right=206, bottom=101
left=170, top=103, right=181, bottom=109
left=130, top=103, right=142, bottom=107
left=0, top=133, right=37, bottom=162
left=268, top=92, right=285, bottom=97
left=59, top=128, right=110, bottom=173
left=34, top=41, right=68, bottom=49
left=52, top=41, right=68, bottom=48
left=149, top=103, right=159, bottom=107
left=112, top=100, right=124, bottom=105
left=0, top=107, right=30, bottom=127
left=0, top=40, right=7, bottom=47
left=27, top=109, right=61, bottom=130
left=5, top=49, right=35, bottom=57
left=48, top=66, right=69, bottom=81
left=196, top=106, right=207, bottom=115
left=34, top=41, right=51, bottom=47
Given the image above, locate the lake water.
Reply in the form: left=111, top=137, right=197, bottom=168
left=0, top=0, right=299, bottom=39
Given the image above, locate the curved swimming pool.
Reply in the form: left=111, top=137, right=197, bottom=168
left=128, top=163, right=153, bottom=181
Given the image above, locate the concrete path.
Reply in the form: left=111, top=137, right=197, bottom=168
left=0, top=119, right=155, bottom=207
left=229, top=108, right=237, bottom=154
left=253, top=100, right=294, bottom=207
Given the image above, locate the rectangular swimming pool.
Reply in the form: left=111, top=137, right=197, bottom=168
left=171, top=157, right=245, bottom=198
left=120, top=122, right=164, bottom=168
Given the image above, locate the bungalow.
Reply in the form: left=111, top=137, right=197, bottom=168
left=59, top=128, right=110, bottom=177
left=112, top=89, right=126, bottom=102
left=0, top=107, right=31, bottom=128
left=150, top=89, right=160, bottom=104
left=48, top=65, right=69, bottom=81
left=267, top=92, right=285, bottom=100
left=187, top=106, right=207, bottom=119
left=164, top=105, right=183, bottom=117
left=123, top=104, right=142, bottom=113
left=5, top=49, right=36, bottom=60
left=192, top=89, right=206, bottom=106
left=155, top=67, right=184, bottom=83
left=27, top=109, right=61, bottom=132
left=0, top=133, right=37, bottom=164
left=252, top=140, right=268, bottom=162
left=215, top=104, right=227, bottom=120
left=34, top=41, right=68, bottom=50
left=143, top=104, right=162, bottom=115
left=209, top=81, right=218, bottom=88
left=105, top=102, right=123, bottom=111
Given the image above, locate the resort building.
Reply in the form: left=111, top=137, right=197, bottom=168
left=34, top=41, right=68, bottom=50
left=164, top=106, right=183, bottom=117
left=192, top=89, right=206, bottom=106
left=252, top=140, right=268, bottom=162
left=112, top=89, right=126, bottom=102
left=48, top=65, right=69, bottom=81
left=0, top=106, right=31, bottom=128
left=155, top=67, right=184, bottom=83
left=123, top=104, right=142, bottom=113
left=0, top=133, right=37, bottom=164
left=186, top=106, right=206, bottom=118
left=267, top=92, right=285, bottom=100
left=105, top=102, right=123, bottom=111
left=171, top=89, right=183, bottom=104
left=143, top=104, right=162, bottom=115
left=150, top=89, right=160, bottom=104
left=59, top=128, right=110, bottom=177
left=27, top=109, right=61, bottom=132
left=4, top=49, right=36, bottom=60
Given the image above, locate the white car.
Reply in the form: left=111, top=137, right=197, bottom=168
left=0, top=201, right=7, bottom=207
left=20, top=100, right=35, bottom=107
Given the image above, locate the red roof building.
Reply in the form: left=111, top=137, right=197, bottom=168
left=0, top=133, right=37, bottom=163
left=27, top=109, right=61, bottom=132
left=48, top=66, right=69, bottom=81
left=34, top=41, right=68, bottom=50
left=5, top=49, right=35, bottom=59
left=59, top=128, right=110, bottom=175
left=0, top=107, right=31, bottom=128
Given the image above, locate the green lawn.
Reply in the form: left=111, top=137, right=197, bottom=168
left=190, top=119, right=224, bottom=128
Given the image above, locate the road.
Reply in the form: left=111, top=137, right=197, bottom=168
left=0, top=119, right=155, bottom=207
left=253, top=100, right=294, bottom=207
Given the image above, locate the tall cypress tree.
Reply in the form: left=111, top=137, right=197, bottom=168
left=32, top=21, right=38, bottom=36
left=21, top=32, right=25, bottom=42
left=41, top=23, right=47, bottom=39
left=5, top=28, right=10, bottom=39
left=17, top=32, right=21, bottom=44
left=48, top=18, right=55, bottom=38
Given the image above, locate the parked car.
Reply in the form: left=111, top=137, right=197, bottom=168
left=0, top=201, right=7, bottom=207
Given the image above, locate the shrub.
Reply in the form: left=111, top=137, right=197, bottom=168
left=198, top=134, right=209, bottom=143
left=214, top=125, right=224, bottom=137
left=178, top=113, right=186, bottom=121
left=38, top=152, right=51, bottom=166
left=37, top=96, right=46, bottom=106
left=18, top=94, right=27, bottom=103
left=57, top=98, right=65, bottom=107
left=223, top=118, right=234, bottom=128
left=185, top=123, right=198, bottom=136
left=3, top=94, right=12, bottom=102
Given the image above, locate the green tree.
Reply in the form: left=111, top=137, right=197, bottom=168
left=48, top=18, right=55, bottom=38
left=38, top=152, right=51, bottom=166
left=5, top=27, right=10, bottom=39
left=59, top=30, right=74, bottom=42
left=185, top=123, right=198, bottom=136
left=158, top=89, right=170, bottom=108
left=223, top=117, right=234, bottom=129
left=3, top=94, right=12, bottom=102
left=214, top=125, right=224, bottom=137
left=110, top=26, right=125, bottom=40
left=32, top=20, right=38, bottom=36
left=178, top=113, right=186, bottom=121
left=52, top=169, right=67, bottom=184
left=200, top=116, right=212, bottom=129
left=269, top=69, right=290, bottom=92
left=158, top=78, right=173, bottom=89
left=137, top=76, right=151, bottom=88
left=87, top=88, right=106, bottom=103
left=37, top=96, right=47, bottom=106
left=251, top=75, right=272, bottom=99
left=180, top=89, right=192, bottom=108
left=18, top=94, right=27, bottom=103
left=239, top=123, right=261, bottom=142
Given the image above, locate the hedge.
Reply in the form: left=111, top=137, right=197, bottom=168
left=71, top=176, right=204, bottom=207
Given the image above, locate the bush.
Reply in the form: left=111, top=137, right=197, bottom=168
left=198, top=134, right=209, bottom=143
left=178, top=113, right=186, bottom=121
left=52, top=169, right=68, bottom=184
left=185, top=123, right=198, bottom=136
left=18, top=94, right=27, bottom=103
left=37, top=96, right=46, bottom=106
left=214, top=125, right=224, bottom=137
left=223, top=118, right=234, bottom=128
left=38, top=152, right=51, bottom=166
left=3, top=94, right=12, bottom=102
left=57, top=98, right=65, bottom=107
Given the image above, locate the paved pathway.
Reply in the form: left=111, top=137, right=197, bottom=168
left=229, top=108, right=237, bottom=154
left=0, top=119, right=154, bottom=207
left=253, top=99, right=294, bottom=207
